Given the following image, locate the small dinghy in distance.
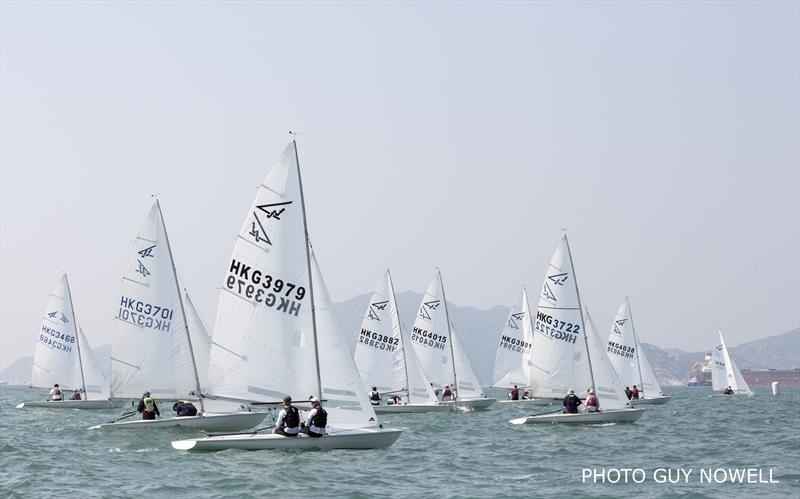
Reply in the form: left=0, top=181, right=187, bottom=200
left=407, top=271, right=496, bottom=410
left=17, top=275, right=120, bottom=410
left=97, top=201, right=264, bottom=431
left=510, top=236, right=644, bottom=425
left=355, top=270, right=449, bottom=414
left=606, top=298, right=672, bottom=407
left=172, top=141, right=401, bottom=451
left=710, top=330, right=753, bottom=397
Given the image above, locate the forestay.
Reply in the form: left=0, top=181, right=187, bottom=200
left=110, top=202, right=197, bottom=401
left=492, top=288, right=533, bottom=388
left=354, top=270, right=438, bottom=404
left=184, top=291, right=211, bottom=393
left=207, top=142, right=318, bottom=404
left=311, top=251, right=379, bottom=429
left=77, top=327, right=110, bottom=400
left=409, top=273, right=454, bottom=389
left=528, top=236, right=593, bottom=398
left=451, top=326, right=487, bottom=399
left=584, top=309, right=630, bottom=410
left=31, top=275, right=83, bottom=391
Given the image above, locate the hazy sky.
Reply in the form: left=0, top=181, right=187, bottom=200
left=1, top=1, right=798, bottom=368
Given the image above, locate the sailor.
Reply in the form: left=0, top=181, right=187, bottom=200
left=441, top=384, right=455, bottom=401
left=562, top=388, right=582, bottom=414
left=631, top=385, right=640, bottom=399
left=391, top=395, right=403, bottom=406
left=585, top=389, right=599, bottom=413
left=137, top=391, right=160, bottom=420
left=510, top=385, right=519, bottom=401
left=272, top=395, right=300, bottom=437
left=70, top=389, right=82, bottom=400
left=624, top=386, right=633, bottom=400
left=522, top=388, right=530, bottom=400
left=47, top=384, right=63, bottom=401
left=368, top=387, right=382, bottom=406
left=723, top=386, right=734, bottom=395
left=173, top=400, right=198, bottom=417
left=300, top=397, right=327, bottom=438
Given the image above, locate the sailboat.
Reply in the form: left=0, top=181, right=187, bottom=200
left=510, top=236, right=644, bottom=424
left=92, top=201, right=265, bottom=431
left=17, top=274, right=119, bottom=409
left=711, top=330, right=753, bottom=396
left=408, top=271, right=496, bottom=410
left=493, top=288, right=551, bottom=407
left=171, top=141, right=402, bottom=451
left=606, top=298, right=671, bottom=406
left=354, top=270, right=448, bottom=413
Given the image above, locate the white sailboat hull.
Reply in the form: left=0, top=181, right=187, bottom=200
left=510, top=408, right=645, bottom=425
left=497, top=398, right=555, bottom=407
left=373, top=403, right=451, bottom=413
left=89, top=412, right=266, bottom=431
left=630, top=395, right=672, bottom=406
left=439, top=398, right=497, bottom=410
left=171, top=427, right=403, bottom=451
left=16, top=399, right=125, bottom=410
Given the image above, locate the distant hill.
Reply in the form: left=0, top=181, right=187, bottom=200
left=3, top=294, right=796, bottom=388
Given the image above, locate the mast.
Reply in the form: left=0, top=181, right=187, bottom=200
left=64, top=274, right=87, bottom=397
left=627, top=297, right=646, bottom=395
left=437, top=269, right=458, bottom=399
left=522, top=286, right=533, bottom=389
left=564, top=235, right=596, bottom=395
left=156, top=200, right=205, bottom=412
left=387, top=269, right=411, bottom=402
left=294, top=139, right=323, bottom=401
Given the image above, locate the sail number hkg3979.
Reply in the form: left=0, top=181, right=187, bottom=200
left=227, top=258, right=305, bottom=317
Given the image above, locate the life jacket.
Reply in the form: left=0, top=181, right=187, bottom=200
left=510, top=388, right=519, bottom=400
left=369, top=391, right=380, bottom=401
left=309, top=407, right=327, bottom=428
left=282, top=406, right=299, bottom=428
left=143, top=397, right=155, bottom=412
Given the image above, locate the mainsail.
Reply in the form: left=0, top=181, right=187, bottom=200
left=110, top=202, right=199, bottom=401
left=31, top=274, right=83, bottom=392
left=528, top=236, right=593, bottom=398
left=492, top=288, right=533, bottom=388
left=606, top=298, right=665, bottom=396
left=409, top=272, right=455, bottom=390
left=717, top=330, right=752, bottom=395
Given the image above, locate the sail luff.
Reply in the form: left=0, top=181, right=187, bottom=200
left=437, top=270, right=458, bottom=398
left=156, top=200, right=205, bottom=412
left=564, top=235, right=596, bottom=394
left=294, top=141, right=323, bottom=402
left=63, top=275, right=87, bottom=395
left=626, top=297, right=646, bottom=392
left=387, top=269, right=411, bottom=402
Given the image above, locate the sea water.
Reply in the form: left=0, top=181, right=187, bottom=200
left=1, top=385, right=798, bottom=498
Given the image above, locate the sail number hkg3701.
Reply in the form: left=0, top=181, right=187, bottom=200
left=227, top=258, right=305, bottom=317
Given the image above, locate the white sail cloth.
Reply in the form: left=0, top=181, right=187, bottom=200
left=606, top=298, right=664, bottom=396
left=584, top=309, right=630, bottom=410
left=77, top=327, right=110, bottom=399
left=353, top=271, right=438, bottom=404
left=184, top=291, right=211, bottom=393
left=716, top=330, right=752, bottom=395
left=409, top=273, right=454, bottom=389
left=31, top=275, right=83, bottom=391
left=110, top=202, right=198, bottom=400
left=528, top=236, right=593, bottom=398
left=492, top=288, right=533, bottom=388
left=451, top=326, right=486, bottom=399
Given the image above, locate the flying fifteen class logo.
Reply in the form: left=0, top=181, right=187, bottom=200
left=138, top=244, right=156, bottom=258
left=548, top=273, right=569, bottom=285
left=136, top=260, right=151, bottom=277
left=418, top=300, right=440, bottom=320
left=47, top=311, right=69, bottom=323
left=507, top=312, right=525, bottom=330
left=613, top=318, right=627, bottom=335
left=249, top=201, right=293, bottom=246
left=367, top=300, right=389, bottom=321
left=542, top=283, right=557, bottom=302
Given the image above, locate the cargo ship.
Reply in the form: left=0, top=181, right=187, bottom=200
left=687, top=353, right=713, bottom=386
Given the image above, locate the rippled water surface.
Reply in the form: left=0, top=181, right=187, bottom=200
left=1, top=385, right=798, bottom=498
